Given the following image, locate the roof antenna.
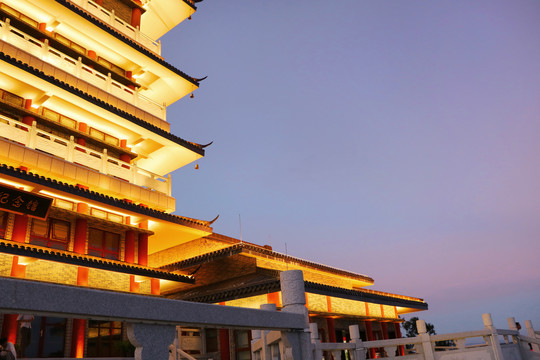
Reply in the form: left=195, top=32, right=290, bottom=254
left=239, top=214, right=243, bottom=243
left=285, top=242, right=288, bottom=270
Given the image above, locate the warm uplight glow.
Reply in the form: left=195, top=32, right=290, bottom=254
left=0, top=179, right=33, bottom=192
left=39, top=191, right=136, bottom=219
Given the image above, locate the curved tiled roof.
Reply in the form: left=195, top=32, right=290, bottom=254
left=55, top=0, right=199, bottom=85
left=0, top=164, right=212, bottom=232
left=304, top=281, right=427, bottom=309
left=0, top=51, right=205, bottom=156
left=0, top=240, right=194, bottom=283
left=160, top=242, right=374, bottom=284
left=181, top=278, right=427, bottom=310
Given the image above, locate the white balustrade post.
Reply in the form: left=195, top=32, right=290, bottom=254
left=167, top=173, right=172, bottom=196
left=81, top=0, right=88, bottom=8
left=27, top=121, right=37, bottom=149
left=67, top=136, right=75, bottom=162
left=76, top=57, right=83, bottom=78
left=41, top=39, right=50, bottom=60
left=1, top=18, right=11, bottom=41
left=131, top=162, right=138, bottom=185
left=258, top=303, right=277, bottom=360
left=525, top=320, right=540, bottom=352
left=157, top=39, right=162, bottom=55
left=135, top=26, right=140, bottom=42
left=349, top=325, right=366, bottom=360
left=417, top=319, right=435, bottom=360
left=483, top=313, right=504, bottom=360
left=507, top=317, right=519, bottom=344
left=310, top=323, right=322, bottom=360
left=106, top=73, right=112, bottom=92
left=101, top=148, right=108, bottom=173
left=109, top=9, right=116, bottom=26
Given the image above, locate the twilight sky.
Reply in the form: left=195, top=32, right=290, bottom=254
left=161, top=1, right=540, bottom=333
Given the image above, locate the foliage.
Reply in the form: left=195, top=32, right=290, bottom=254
left=402, top=317, right=455, bottom=350
left=402, top=317, right=435, bottom=337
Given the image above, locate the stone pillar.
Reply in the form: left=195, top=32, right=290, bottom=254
left=417, top=319, right=435, bottom=360
left=525, top=320, right=540, bottom=352
left=350, top=325, right=366, bottom=360
left=254, top=303, right=277, bottom=360
left=483, top=313, right=504, bottom=360
left=310, top=323, right=322, bottom=360
left=127, top=323, right=176, bottom=360
left=279, top=270, right=312, bottom=360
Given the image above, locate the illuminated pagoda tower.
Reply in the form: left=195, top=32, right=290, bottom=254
left=0, top=0, right=213, bottom=357
left=0, top=0, right=428, bottom=359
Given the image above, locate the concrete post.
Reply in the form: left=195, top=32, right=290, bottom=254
left=417, top=319, right=435, bottom=360
left=127, top=323, right=176, bottom=360
left=525, top=320, right=540, bottom=352
left=507, top=317, right=519, bottom=344
left=257, top=303, right=277, bottom=360
left=482, top=313, right=504, bottom=360
left=349, top=325, right=366, bottom=360
left=310, top=322, right=322, bottom=360
left=280, top=270, right=313, bottom=360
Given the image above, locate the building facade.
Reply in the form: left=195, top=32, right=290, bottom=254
left=0, top=1, right=427, bottom=359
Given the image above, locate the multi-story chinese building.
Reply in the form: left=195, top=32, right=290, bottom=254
left=0, top=0, right=427, bottom=359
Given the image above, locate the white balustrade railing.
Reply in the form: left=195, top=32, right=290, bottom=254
left=253, top=314, right=540, bottom=360
left=68, top=0, right=161, bottom=55
left=0, top=115, right=171, bottom=196
left=0, top=19, right=166, bottom=120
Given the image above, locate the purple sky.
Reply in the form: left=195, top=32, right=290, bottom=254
left=162, top=1, right=540, bottom=333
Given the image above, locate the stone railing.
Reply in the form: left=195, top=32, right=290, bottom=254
left=0, top=114, right=171, bottom=195
left=0, top=18, right=166, bottom=119
left=0, top=272, right=307, bottom=360
left=68, top=0, right=161, bottom=55
left=253, top=312, right=540, bottom=360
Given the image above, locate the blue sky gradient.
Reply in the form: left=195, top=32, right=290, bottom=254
left=162, top=1, right=540, bottom=333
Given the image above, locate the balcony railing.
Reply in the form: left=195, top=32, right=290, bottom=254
left=0, top=114, right=171, bottom=196
left=68, top=0, right=161, bottom=55
left=0, top=18, right=166, bottom=120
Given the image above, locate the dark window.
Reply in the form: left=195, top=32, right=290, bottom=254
left=25, top=316, right=66, bottom=358
left=88, top=228, right=120, bottom=260
left=30, top=218, right=70, bottom=250
left=87, top=321, right=125, bottom=357
left=234, top=330, right=251, bottom=360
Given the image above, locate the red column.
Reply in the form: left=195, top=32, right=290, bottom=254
left=131, top=8, right=142, bottom=28
left=326, top=317, right=336, bottom=343
left=381, top=322, right=388, bottom=340
left=365, top=321, right=376, bottom=358
left=12, top=214, right=28, bottom=243
left=219, top=329, right=230, bottom=360
left=73, top=207, right=88, bottom=356
left=138, top=233, right=148, bottom=266
left=71, top=319, right=85, bottom=358
left=125, top=230, right=136, bottom=263
left=150, top=278, right=160, bottom=295
left=266, top=292, right=280, bottom=306
left=73, top=218, right=87, bottom=254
